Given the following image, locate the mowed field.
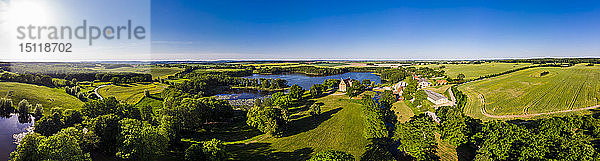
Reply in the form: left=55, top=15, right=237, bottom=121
left=459, top=64, right=600, bottom=120
left=231, top=94, right=369, bottom=160
left=0, top=82, right=83, bottom=113
left=416, top=63, right=533, bottom=79
left=97, top=82, right=168, bottom=104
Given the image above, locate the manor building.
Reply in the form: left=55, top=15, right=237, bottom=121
left=338, top=78, right=353, bottom=92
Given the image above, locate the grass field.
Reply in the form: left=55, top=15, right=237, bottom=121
left=97, top=82, right=168, bottom=104
left=0, top=82, right=83, bottom=114
left=459, top=64, right=600, bottom=120
left=219, top=94, right=368, bottom=160
left=392, top=101, right=414, bottom=123
left=415, top=63, right=533, bottom=79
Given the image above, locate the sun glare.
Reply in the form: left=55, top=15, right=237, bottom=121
left=6, top=0, right=55, bottom=26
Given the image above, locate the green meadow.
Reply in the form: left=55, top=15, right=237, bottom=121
left=416, top=63, right=533, bottom=79
left=459, top=64, right=600, bottom=120
left=0, top=82, right=84, bottom=114
left=97, top=82, right=168, bottom=104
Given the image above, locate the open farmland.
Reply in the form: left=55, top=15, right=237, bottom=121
left=416, top=63, right=533, bottom=79
left=0, top=82, right=83, bottom=114
left=97, top=82, right=168, bottom=104
left=459, top=64, right=600, bottom=120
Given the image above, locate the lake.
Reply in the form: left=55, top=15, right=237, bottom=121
left=244, top=72, right=381, bottom=90
left=216, top=72, right=381, bottom=105
left=0, top=114, right=34, bottom=161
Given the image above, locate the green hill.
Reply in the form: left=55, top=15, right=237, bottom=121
left=0, top=82, right=84, bottom=114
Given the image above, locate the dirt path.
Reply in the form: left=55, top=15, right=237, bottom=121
left=94, top=84, right=110, bottom=100
left=479, top=94, right=600, bottom=119
left=448, top=87, right=457, bottom=105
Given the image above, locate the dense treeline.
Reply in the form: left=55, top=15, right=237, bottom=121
left=358, top=91, right=398, bottom=161
left=0, top=71, right=152, bottom=88
left=168, top=74, right=288, bottom=97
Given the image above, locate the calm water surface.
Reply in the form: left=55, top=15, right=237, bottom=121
left=218, top=72, right=381, bottom=101
left=0, top=114, right=34, bottom=161
left=244, top=72, right=381, bottom=90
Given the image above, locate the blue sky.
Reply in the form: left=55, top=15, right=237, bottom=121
left=151, top=0, right=600, bottom=60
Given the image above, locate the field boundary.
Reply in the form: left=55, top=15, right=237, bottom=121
left=479, top=93, right=600, bottom=119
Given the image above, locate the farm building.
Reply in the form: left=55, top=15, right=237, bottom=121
left=417, top=78, right=431, bottom=88
left=392, top=81, right=407, bottom=94
left=338, top=78, right=353, bottom=92
left=436, top=79, right=448, bottom=85
left=424, top=89, right=450, bottom=105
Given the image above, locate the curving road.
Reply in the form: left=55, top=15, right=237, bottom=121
left=94, top=84, right=110, bottom=100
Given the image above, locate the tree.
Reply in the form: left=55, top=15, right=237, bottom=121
left=309, top=103, right=322, bottom=116
left=110, top=77, right=120, bottom=84
left=310, top=84, right=325, bottom=98
left=0, top=97, right=14, bottom=115
left=361, top=79, right=371, bottom=86
left=414, top=90, right=428, bottom=106
left=359, top=139, right=395, bottom=161
left=117, top=118, right=169, bottom=161
left=394, top=114, right=438, bottom=161
left=289, top=84, right=305, bottom=100
left=309, top=150, right=354, bottom=161
left=246, top=106, right=286, bottom=136
left=185, top=143, right=206, bottom=161
left=10, top=133, right=43, bottom=161
left=35, top=111, right=65, bottom=136
left=81, top=97, right=121, bottom=118
left=271, top=92, right=293, bottom=108
left=87, top=114, right=121, bottom=153
left=202, top=138, right=228, bottom=161
left=38, top=128, right=91, bottom=161
left=457, top=73, right=466, bottom=80
left=17, top=99, right=32, bottom=114
left=380, top=90, right=396, bottom=109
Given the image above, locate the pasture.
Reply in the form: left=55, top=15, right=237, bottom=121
left=214, top=94, right=368, bottom=160
left=459, top=64, right=600, bottom=120
left=97, top=82, right=168, bottom=104
left=0, top=82, right=84, bottom=114
left=415, top=63, right=533, bottom=79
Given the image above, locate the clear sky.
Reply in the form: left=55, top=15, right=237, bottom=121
left=152, top=0, right=600, bottom=60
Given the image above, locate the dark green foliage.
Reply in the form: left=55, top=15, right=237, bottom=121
left=0, top=97, right=14, bottom=115
left=394, top=114, right=438, bottom=161
left=271, top=92, right=293, bottom=108
left=289, top=84, right=305, bottom=99
left=200, top=138, right=228, bottom=161
left=81, top=97, right=121, bottom=118
left=309, top=150, right=354, bottom=161
left=436, top=106, right=479, bottom=146
left=361, top=79, right=371, bottom=86
left=379, top=90, right=396, bottom=108
left=323, top=79, right=341, bottom=89
left=117, top=118, right=169, bottom=161
left=474, top=116, right=600, bottom=160
left=359, top=139, right=395, bottom=161
left=246, top=106, right=286, bottom=136
left=185, top=143, right=206, bottom=161
left=361, top=94, right=393, bottom=139
left=414, top=90, right=427, bottom=106
left=310, top=84, right=325, bottom=98
left=11, top=128, right=92, bottom=161
left=457, top=73, right=466, bottom=80
left=35, top=111, right=65, bottom=136
left=309, top=103, right=323, bottom=116
left=87, top=114, right=121, bottom=153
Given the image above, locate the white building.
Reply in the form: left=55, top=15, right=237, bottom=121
left=417, top=78, right=431, bottom=89
left=424, top=89, right=450, bottom=106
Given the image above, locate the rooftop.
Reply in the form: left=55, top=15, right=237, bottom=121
left=424, top=89, right=448, bottom=101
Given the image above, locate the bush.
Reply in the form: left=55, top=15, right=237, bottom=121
left=309, top=150, right=354, bottom=161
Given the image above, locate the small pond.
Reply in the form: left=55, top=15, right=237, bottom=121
left=0, top=114, right=34, bottom=161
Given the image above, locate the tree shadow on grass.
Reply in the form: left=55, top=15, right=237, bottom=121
left=282, top=107, right=342, bottom=137
left=228, top=143, right=313, bottom=161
